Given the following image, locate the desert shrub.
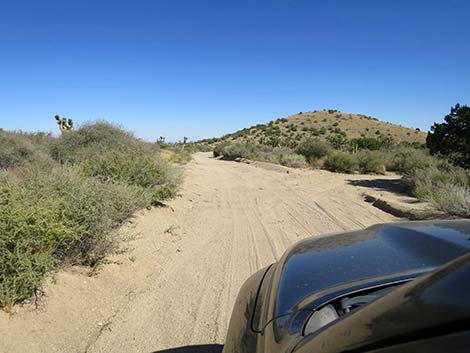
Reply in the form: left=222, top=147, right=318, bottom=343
left=0, top=164, right=150, bottom=308
left=253, top=145, right=283, bottom=164
left=0, top=121, right=182, bottom=309
left=324, top=153, right=358, bottom=173
left=81, top=149, right=162, bottom=187
left=356, top=151, right=386, bottom=174
left=80, top=150, right=179, bottom=201
left=51, top=121, right=137, bottom=163
left=220, top=143, right=252, bottom=160
left=295, top=138, right=330, bottom=161
left=307, top=158, right=324, bottom=169
left=386, top=147, right=437, bottom=174
left=168, top=150, right=193, bottom=164
left=213, top=142, right=229, bottom=157
left=326, top=134, right=349, bottom=150
left=404, top=165, right=470, bottom=194
left=404, top=165, right=470, bottom=217
left=279, top=153, right=307, bottom=168
left=0, top=131, right=52, bottom=169
left=213, top=142, right=306, bottom=168
left=430, top=184, right=470, bottom=217
left=187, top=142, right=212, bottom=153
left=264, top=135, right=281, bottom=147
left=309, top=127, right=320, bottom=136
left=51, top=122, right=178, bottom=202
left=349, top=137, right=383, bottom=151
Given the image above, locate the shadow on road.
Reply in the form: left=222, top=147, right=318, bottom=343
left=152, top=344, right=223, bottom=353
left=348, top=178, right=409, bottom=196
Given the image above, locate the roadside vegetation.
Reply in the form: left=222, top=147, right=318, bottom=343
left=212, top=104, right=470, bottom=219
left=0, top=120, right=183, bottom=310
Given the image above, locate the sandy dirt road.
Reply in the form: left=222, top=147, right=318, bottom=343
left=0, top=152, right=398, bottom=353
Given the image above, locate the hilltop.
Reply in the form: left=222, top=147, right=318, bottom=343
left=203, top=110, right=426, bottom=147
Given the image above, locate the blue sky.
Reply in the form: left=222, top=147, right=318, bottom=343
left=1, top=0, right=469, bottom=141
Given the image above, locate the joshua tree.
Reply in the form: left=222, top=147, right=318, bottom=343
left=156, top=136, right=166, bottom=146
left=55, top=115, right=73, bottom=133
left=182, top=136, right=188, bottom=149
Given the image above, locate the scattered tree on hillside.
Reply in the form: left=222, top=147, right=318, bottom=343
left=427, top=104, right=470, bottom=168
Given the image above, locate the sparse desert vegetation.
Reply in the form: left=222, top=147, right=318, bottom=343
left=0, top=121, right=182, bottom=309
left=201, top=109, right=426, bottom=148
left=211, top=105, right=470, bottom=219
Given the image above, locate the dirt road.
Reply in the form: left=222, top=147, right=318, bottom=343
left=0, top=152, right=398, bottom=353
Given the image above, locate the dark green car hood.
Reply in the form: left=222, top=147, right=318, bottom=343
left=273, top=220, right=470, bottom=318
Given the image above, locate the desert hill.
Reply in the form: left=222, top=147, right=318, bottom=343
left=206, top=110, right=427, bottom=146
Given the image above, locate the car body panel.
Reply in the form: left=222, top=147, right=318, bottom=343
left=293, top=252, right=470, bottom=353
left=274, top=221, right=470, bottom=319
left=223, top=266, right=269, bottom=353
left=223, top=220, right=470, bottom=353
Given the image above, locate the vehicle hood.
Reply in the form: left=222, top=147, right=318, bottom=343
left=293, top=252, right=470, bottom=353
left=272, top=220, right=470, bottom=318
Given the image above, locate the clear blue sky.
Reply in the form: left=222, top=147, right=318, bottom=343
left=1, top=0, right=469, bottom=141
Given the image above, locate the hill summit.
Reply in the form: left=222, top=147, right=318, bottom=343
left=208, top=110, right=426, bottom=147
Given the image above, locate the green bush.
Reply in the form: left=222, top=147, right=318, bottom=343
left=213, top=142, right=229, bottom=157
left=0, top=164, right=150, bottom=308
left=51, top=121, right=138, bottom=163
left=252, top=145, right=282, bottom=164
left=220, top=143, right=253, bottom=160
left=356, top=151, right=386, bottom=174
left=430, top=184, right=470, bottom=217
left=326, top=134, right=349, bottom=150
left=349, top=137, right=383, bottom=151
left=80, top=149, right=178, bottom=200
left=404, top=165, right=470, bottom=217
left=0, top=131, right=52, bottom=168
left=213, top=142, right=307, bottom=168
left=324, top=153, right=358, bottom=173
left=279, top=153, right=307, bottom=168
left=168, top=150, right=193, bottom=164
left=52, top=122, right=179, bottom=202
left=295, top=138, right=330, bottom=161
left=387, top=147, right=438, bottom=174
left=0, top=121, right=182, bottom=309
